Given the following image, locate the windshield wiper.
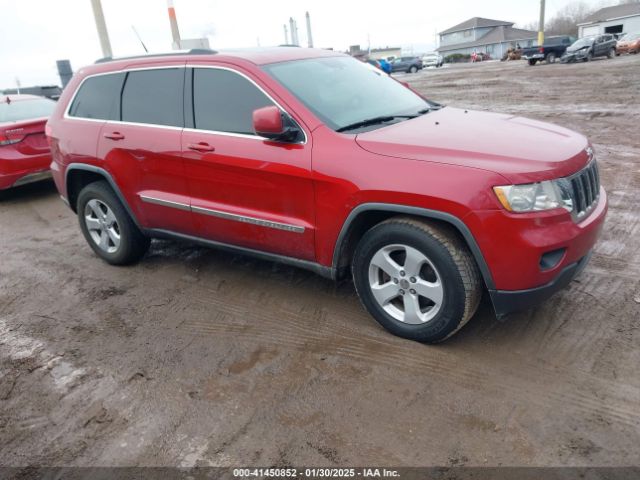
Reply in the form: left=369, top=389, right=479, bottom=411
left=336, top=115, right=417, bottom=133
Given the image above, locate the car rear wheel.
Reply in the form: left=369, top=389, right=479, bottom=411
left=352, top=217, right=482, bottom=343
left=409, top=66, right=418, bottom=73
left=546, top=52, right=556, bottom=63
left=607, top=48, right=616, bottom=59
left=77, top=181, right=150, bottom=265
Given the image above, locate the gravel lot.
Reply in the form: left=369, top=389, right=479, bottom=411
left=1, top=55, right=639, bottom=468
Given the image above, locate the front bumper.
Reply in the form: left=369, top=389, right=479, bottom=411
left=466, top=185, right=607, bottom=303
left=561, top=51, right=588, bottom=62
left=490, top=251, right=592, bottom=317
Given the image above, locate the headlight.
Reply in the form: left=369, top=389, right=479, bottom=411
left=493, top=180, right=573, bottom=213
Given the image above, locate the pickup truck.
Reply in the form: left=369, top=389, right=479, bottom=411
left=522, top=36, right=575, bottom=65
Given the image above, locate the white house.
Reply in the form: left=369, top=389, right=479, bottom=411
left=436, top=17, right=537, bottom=59
left=578, top=4, right=640, bottom=38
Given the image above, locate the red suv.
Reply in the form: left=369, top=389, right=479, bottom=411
left=47, top=48, right=607, bottom=343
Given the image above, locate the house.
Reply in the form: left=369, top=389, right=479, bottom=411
left=578, top=4, right=640, bottom=38
left=436, top=17, right=537, bottom=59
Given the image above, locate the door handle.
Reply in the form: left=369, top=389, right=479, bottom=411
left=104, top=132, right=125, bottom=140
left=187, top=142, right=215, bottom=153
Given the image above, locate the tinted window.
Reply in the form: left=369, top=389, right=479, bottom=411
left=0, top=97, right=56, bottom=123
left=192, top=68, right=273, bottom=135
left=69, top=73, right=124, bottom=120
left=121, top=69, right=183, bottom=127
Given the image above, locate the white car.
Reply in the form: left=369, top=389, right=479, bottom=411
left=422, top=53, right=444, bottom=67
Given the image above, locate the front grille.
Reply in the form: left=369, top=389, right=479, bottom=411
left=569, top=160, right=600, bottom=220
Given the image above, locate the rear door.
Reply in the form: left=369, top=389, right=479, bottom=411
left=181, top=65, right=315, bottom=261
left=96, top=66, right=196, bottom=235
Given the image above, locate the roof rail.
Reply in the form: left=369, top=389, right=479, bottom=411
left=95, top=48, right=217, bottom=64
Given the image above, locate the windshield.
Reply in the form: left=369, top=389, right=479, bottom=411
left=570, top=37, right=595, bottom=49
left=263, top=56, right=431, bottom=131
left=621, top=33, right=640, bottom=41
left=0, top=97, right=56, bottom=123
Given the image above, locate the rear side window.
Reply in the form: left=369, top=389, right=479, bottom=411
left=192, top=68, right=273, bottom=135
left=121, top=68, right=183, bottom=127
left=68, top=73, right=124, bottom=120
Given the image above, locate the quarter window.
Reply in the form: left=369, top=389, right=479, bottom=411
left=121, top=69, right=183, bottom=127
left=192, top=68, right=274, bottom=135
left=68, top=73, right=124, bottom=120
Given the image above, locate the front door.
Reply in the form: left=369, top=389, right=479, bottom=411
left=182, top=66, right=316, bottom=261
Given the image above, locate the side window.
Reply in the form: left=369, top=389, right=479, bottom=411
left=121, top=68, right=183, bottom=127
left=68, top=73, right=124, bottom=120
left=192, top=68, right=274, bottom=135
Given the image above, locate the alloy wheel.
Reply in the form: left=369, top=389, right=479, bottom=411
left=368, top=244, right=444, bottom=324
left=84, top=199, right=121, bottom=254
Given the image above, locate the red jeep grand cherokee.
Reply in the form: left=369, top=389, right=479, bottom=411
left=46, top=48, right=607, bottom=343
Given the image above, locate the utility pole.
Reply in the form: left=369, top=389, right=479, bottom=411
left=90, top=0, right=113, bottom=58
left=538, top=0, right=546, bottom=47
left=167, top=0, right=182, bottom=49
left=284, top=24, right=289, bottom=44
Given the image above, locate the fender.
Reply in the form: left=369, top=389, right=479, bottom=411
left=331, top=203, right=496, bottom=290
left=65, top=163, right=142, bottom=229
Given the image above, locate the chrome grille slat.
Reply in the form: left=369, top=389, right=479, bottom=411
left=569, top=160, right=600, bottom=221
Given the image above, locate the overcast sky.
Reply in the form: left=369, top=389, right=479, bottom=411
left=0, top=0, right=617, bottom=88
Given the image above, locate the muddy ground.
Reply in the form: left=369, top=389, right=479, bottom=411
left=1, top=55, right=639, bottom=468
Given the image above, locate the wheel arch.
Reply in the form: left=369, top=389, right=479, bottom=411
left=331, top=203, right=495, bottom=290
left=65, top=164, right=141, bottom=228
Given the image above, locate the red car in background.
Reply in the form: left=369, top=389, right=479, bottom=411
left=0, top=94, right=56, bottom=190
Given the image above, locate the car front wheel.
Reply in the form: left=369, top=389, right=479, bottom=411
left=352, top=217, right=482, bottom=343
left=77, top=181, right=150, bottom=265
left=607, top=48, right=616, bottom=59
left=409, top=66, right=418, bottom=73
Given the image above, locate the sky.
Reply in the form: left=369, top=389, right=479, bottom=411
left=0, top=0, right=618, bottom=88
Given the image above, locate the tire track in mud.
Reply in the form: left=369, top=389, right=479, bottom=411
left=174, top=287, right=640, bottom=430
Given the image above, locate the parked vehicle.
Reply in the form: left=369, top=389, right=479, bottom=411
left=47, top=48, right=607, bottom=343
left=1, top=94, right=56, bottom=190
left=422, top=53, right=444, bottom=68
left=616, top=32, right=640, bottom=54
left=522, top=36, right=575, bottom=65
left=471, top=52, right=491, bottom=62
left=390, top=56, right=423, bottom=73
left=377, top=58, right=392, bottom=74
left=561, top=35, right=617, bottom=63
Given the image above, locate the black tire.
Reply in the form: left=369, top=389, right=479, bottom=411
left=528, top=59, right=537, bottom=66
left=607, top=48, right=616, bottom=59
left=352, top=217, right=482, bottom=343
left=77, top=180, right=150, bottom=265
left=546, top=52, right=556, bottom=63
left=585, top=51, right=593, bottom=62
left=409, top=65, right=418, bottom=73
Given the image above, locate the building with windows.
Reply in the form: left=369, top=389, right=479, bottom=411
left=578, top=4, right=640, bottom=38
left=436, top=17, right=537, bottom=59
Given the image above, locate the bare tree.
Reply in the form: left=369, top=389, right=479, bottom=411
left=518, top=0, right=639, bottom=38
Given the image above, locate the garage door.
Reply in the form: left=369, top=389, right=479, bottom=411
left=582, top=26, right=600, bottom=37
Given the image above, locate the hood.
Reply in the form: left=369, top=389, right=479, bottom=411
left=355, top=107, right=590, bottom=184
left=567, top=43, right=592, bottom=53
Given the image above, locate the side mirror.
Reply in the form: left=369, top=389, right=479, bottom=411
left=252, top=105, right=300, bottom=142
